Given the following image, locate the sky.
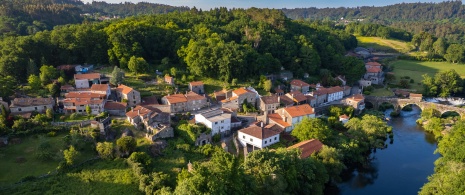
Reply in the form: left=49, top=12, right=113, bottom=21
left=80, top=0, right=452, bottom=10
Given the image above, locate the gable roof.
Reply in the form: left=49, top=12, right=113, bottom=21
left=189, top=81, right=204, bottom=86
left=126, top=105, right=160, bottom=119
left=367, top=67, right=382, bottom=73
left=279, top=95, right=294, bottom=106
left=348, top=94, right=365, bottom=102
left=284, top=104, right=314, bottom=117
left=287, top=91, right=307, bottom=103
left=65, top=92, right=106, bottom=99
left=326, top=86, right=344, bottom=94
left=366, top=61, right=382, bottom=66
left=11, top=98, right=54, bottom=107
left=116, top=84, right=134, bottom=95
left=274, top=87, right=284, bottom=94
left=290, top=79, right=310, bottom=87
left=268, top=113, right=291, bottom=128
left=164, top=94, right=187, bottom=104
left=90, top=84, right=109, bottom=92
left=232, top=88, right=253, bottom=96
left=185, top=91, right=206, bottom=101
left=260, top=95, right=279, bottom=104
left=74, top=73, right=100, bottom=80
left=104, top=102, right=127, bottom=110
left=339, top=114, right=349, bottom=119
left=239, top=123, right=281, bottom=140
left=288, top=139, right=324, bottom=159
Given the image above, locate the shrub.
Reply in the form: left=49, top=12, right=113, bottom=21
left=390, top=111, right=400, bottom=117
left=410, top=79, right=414, bottom=83
left=363, top=91, right=371, bottom=95
left=47, top=131, right=56, bottom=137
left=69, top=113, right=78, bottom=120
left=212, top=133, right=221, bottom=143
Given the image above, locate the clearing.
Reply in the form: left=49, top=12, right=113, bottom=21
left=356, top=36, right=414, bottom=53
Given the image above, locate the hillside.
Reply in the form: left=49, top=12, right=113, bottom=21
left=356, top=36, right=414, bottom=53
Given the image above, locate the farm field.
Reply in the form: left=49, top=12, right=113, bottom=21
left=356, top=36, right=414, bottom=53
left=390, top=60, right=465, bottom=91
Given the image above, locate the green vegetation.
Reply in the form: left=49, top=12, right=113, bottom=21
left=356, top=36, right=413, bottom=53
left=370, top=88, right=395, bottom=97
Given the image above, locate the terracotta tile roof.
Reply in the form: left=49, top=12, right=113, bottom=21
left=268, top=113, right=291, bottom=128
left=313, top=88, right=328, bottom=96
left=279, top=95, right=294, bottom=106
left=274, top=88, right=284, bottom=94
left=189, top=81, right=203, bottom=86
left=165, top=75, right=172, bottom=79
left=306, top=95, right=315, bottom=101
left=74, top=73, right=100, bottom=80
left=339, top=114, right=349, bottom=119
left=221, top=96, right=238, bottom=103
left=290, top=79, right=310, bottom=87
left=104, top=102, right=127, bottom=110
left=125, top=105, right=158, bottom=119
left=264, top=123, right=284, bottom=133
left=11, top=98, right=54, bottom=107
left=284, top=104, right=314, bottom=117
left=116, top=84, right=134, bottom=95
left=63, top=98, right=104, bottom=105
left=348, top=94, right=364, bottom=102
left=60, top=85, right=75, bottom=90
left=185, top=91, right=206, bottom=101
left=288, top=139, right=324, bottom=159
left=410, top=93, right=423, bottom=98
left=141, top=96, right=160, bottom=106
left=90, top=84, right=109, bottom=92
left=164, top=94, right=187, bottom=104
left=367, top=67, right=382, bottom=73
left=366, top=61, right=382, bottom=66
left=326, top=86, right=343, bottom=94
left=260, top=95, right=279, bottom=104
left=65, top=92, right=105, bottom=99
left=239, top=124, right=281, bottom=140
left=233, top=88, right=252, bottom=96
left=288, top=91, right=306, bottom=103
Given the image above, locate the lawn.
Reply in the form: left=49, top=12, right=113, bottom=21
left=370, top=88, right=394, bottom=97
left=390, top=60, right=465, bottom=91
left=0, top=134, right=65, bottom=185
left=356, top=36, right=414, bottom=53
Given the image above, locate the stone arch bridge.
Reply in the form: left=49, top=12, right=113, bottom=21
left=364, top=96, right=465, bottom=117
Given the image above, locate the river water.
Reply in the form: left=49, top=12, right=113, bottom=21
left=337, top=106, right=440, bottom=195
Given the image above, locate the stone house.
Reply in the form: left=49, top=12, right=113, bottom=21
left=126, top=105, right=173, bottom=140
left=259, top=95, right=280, bottom=114
left=104, top=102, right=127, bottom=116
left=286, top=91, right=307, bottom=105
left=279, top=95, right=295, bottom=107
left=10, top=97, right=55, bottom=114
left=116, top=84, right=141, bottom=107
left=90, top=116, right=111, bottom=135
left=161, top=94, right=187, bottom=113
left=343, top=86, right=352, bottom=97
left=189, top=81, right=204, bottom=94
left=306, top=95, right=316, bottom=107
left=63, top=92, right=106, bottom=115
left=221, top=87, right=257, bottom=108
left=345, top=94, right=365, bottom=111
left=74, top=73, right=101, bottom=89
left=185, top=91, right=208, bottom=111
left=90, top=84, right=111, bottom=98
left=290, top=79, right=311, bottom=93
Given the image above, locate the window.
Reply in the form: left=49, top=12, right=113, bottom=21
left=250, top=138, right=253, bottom=142
left=215, top=122, right=218, bottom=124
left=243, top=135, right=245, bottom=139
left=133, top=101, right=136, bottom=104
left=274, top=137, right=277, bottom=140
left=265, top=141, right=267, bottom=144
left=18, top=108, right=21, bottom=111
left=35, top=107, right=37, bottom=110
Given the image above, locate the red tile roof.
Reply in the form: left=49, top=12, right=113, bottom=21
left=74, top=73, right=100, bottom=80
left=233, top=88, right=253, bottom=96
left=274, top=88, right=284, bottom=94
left=164, top=94, right=187, bottom=104
left=288, top=91, right=307, bottom=103
left=326, top=86, right=343, bottom=94
left=284, top=104, right=314, bottom=117
left=65, top=92, right=105, bottom=99
left=288, top=139, right=324, bottom=159
left=290, top=79, right=310, bottom=87
left=366, top=61, right=382, bottom=66
left=268, top=113, right=291, bottom=128
left=104, top=102, right=127, bottom=110
left=185, top=91, right=206, bottom=101
left=60, top=85, right=75, bottom=90
left=260, top=95, right=279, bottom=104
left=339, top=114, right=349, bottom=119
left=239, top=123, right=281, bottom=140
left=279, top=95, right=294, bottom=106
left=116, top=84, right=134, bottom=95
left=90, top=84, right=109, bottom=92
left=63, top=98, right=104, bottom=105
left=367, top=67, right=382, bottom=73
left=349, top=94, right=365, bottom=102
left=125, top=105, right=159, bottom=118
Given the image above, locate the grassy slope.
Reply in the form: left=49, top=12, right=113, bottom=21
left=356, top=36, right=414, bottom=53
left=390, top=60, right=465, bottom=91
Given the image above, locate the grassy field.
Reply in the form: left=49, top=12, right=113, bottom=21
left=370, top=88, right=394, bottom=96
left=356, top=36, right=414, bottom=53
left=390, top=60, right=465, bottom=91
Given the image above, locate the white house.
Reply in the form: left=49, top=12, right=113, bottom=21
left=195, top=109, right=232, bottom=137
left=326, top=86, right=344, bottom=102
left=238, top=122, right=281, bottom=149
left=339, top=114, right=350, bottom=124
left=74, top=73, right=101, bottom=89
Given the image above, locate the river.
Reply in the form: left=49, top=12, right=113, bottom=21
left=336, top=106, right=440, bottom=195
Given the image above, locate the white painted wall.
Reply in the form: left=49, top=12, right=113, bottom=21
left=75, top=79, right=89, bottom=89
left=195, top=114, right=231, bottom=136
left=238, top=131, right=280, bottom=149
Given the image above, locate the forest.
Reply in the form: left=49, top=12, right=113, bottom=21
left=0, top=8, right=364, bottom=86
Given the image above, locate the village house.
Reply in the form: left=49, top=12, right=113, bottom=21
left=345, top=94, right=365, bottom=111
left=286, top=91, right=307, bottom=105
left=290, top=79, right=311, bottom=93
left=221, top=87, right=257, bottom=108
left=104, top=102, right=127, bottom=116
left=116, top=84, right=141, bottom=107
left=74, top=73, right=101, bottom=89
left=336, top=75, right=347, bottom=86
left=306, top=95, right=317, bottom=107
left=164, top=75, right=175, bottom=85
left=326, top=86, right=344, bottom=102
left=309, top=84, right=344, bottom=106
left=343, top=86, right=352, bottom=97
left=126, top=105, right=173, bottom=140
left=339, top=114, right=350, bottom=124
left=361, top=61, right=384, bottom=86
left=189, top=81, right=204, bottom=94
left=259, top=95, right=280, bottom=114
left=90, top=116, right=111, bottom=135
left=161, top=94, right=187, bottom=113
left=195, top=108, right=232, bottom=137
left=63, top=92, right=106, bottom=115
left=268, top=104, right=315, bottom=132
left=274, top=87, right=284, bottom=96
left=214, top=89, right=231, bottom=102
left=60, top=85, right=75, bottom=95
left=9, top=97, right=55, bottom=114
left=279, top=95, right=295, bottom=107
left=238, top=121, right=281, bottom=149
left=90, top=84, right=111, bottom=98
left=185, top=91, right=208, bottom=111
left=287, top=139, right=324, bottom=159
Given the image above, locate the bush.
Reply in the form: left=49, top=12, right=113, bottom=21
left=402, top=105, right=413, bottom=111
left=363, top=91, right=371, bottom=95
left=212, top=133, right=221, bottom=143
left=409, top=79, right=414, bottom=83
left=47, top=131, right=56, bottom=137
left=69, top=113, right=78, bottom=120
left=390, top=111, right=400, bottom=117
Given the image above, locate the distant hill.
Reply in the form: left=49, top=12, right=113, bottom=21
left=79, top=1, right=190, bottom=17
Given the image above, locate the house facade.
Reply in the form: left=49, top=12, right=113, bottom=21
left=238, top=122, right=281, bottom=149
left=74, top=73, right=101, bottom=89
left=10, top=97, right=55, bottom=114
left=290, top=79, right=311, bottom=93
left=195, top=109, right=232, bottom=136
left=90, top=84, right=111, bottom=98
left=104, top=102, right=127, bottom=116
left=221, top=88, right=257, bottom=109
left=164, top=75, right=174, bottom=85
left=185, top=91, right=208, bottom=111
left=116, top=84, right=141, bottom=107
left=126, top=105, right=173, bottom=140
left=189, top=81, right=205, bottom=94
left=345, top=94, right=365, bottom=110
left=259, top=95, right=280, bottom=114
left=63, top=92, right=106, bottom=115
left=161, top=94, right=187, bottom=113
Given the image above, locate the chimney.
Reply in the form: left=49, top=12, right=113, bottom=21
left=131, top=107, right=134, bottom=112
left=278, top=96, right=280, bottom=102
left=261, top=121, right=264, bottom=128
left=282, top=115, right=287, bottom=122
left=138, top=109, right=140, bottom=115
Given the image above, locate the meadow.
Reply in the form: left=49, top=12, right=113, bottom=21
left=356, top=36, right=414, bottom=53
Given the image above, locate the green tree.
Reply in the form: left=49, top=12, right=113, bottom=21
left=28, top=74, right=41, bottom=90
left=263, top=79, right=272, bottom=92
left=57, top=77, right=66, bottom=85
left=26, top=59, right=38, bottom=76
left=345, top=115, right=391, bottom=149
left=170, top=67, right=177, bottom=78
left=315, top=145, right=345, bottom=181
left=432, top=37, right=446, bottom=56
left=39, top=65, right=57, bottom=85
left=110, top=66, right=124, bottom=85
left=329, top=106, right=343, bottom=117
left=434, top=69, right=463, bottom=97
left=231, top=78, right=238, bottom=86
left=423, top=117, right=443, bottom=138
left=46, top=108, right=53, bottom=119
left=96, top=142, right=115, bottom=159
left=48, top=82, right=60, bottom=97
left=0, top=76, right=18, bottom=98
left=422, top=74, right=438, bottom=96
left=116, top=136, right=137, bottom=156
left=444, top=44, right=465, bottom=63
left=128, top=56, right=148, bottom=76
left=63, top=145, right=79, bottom=165
left=85, top=105, right=91, bottom=116
left=291, top=117, right=332, bottom=142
